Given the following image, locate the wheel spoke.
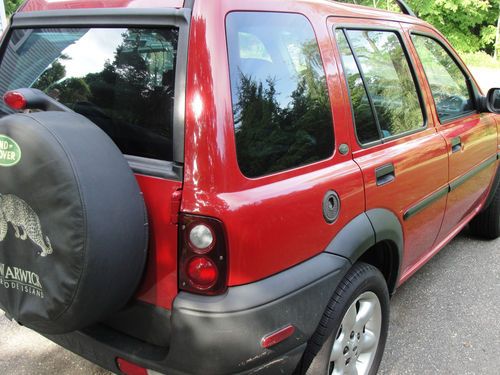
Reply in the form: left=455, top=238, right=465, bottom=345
left=354, top=299, right=375, bottom=330
left=359, top=330, right=377, bottom=352
left=332, top=357, right=345, bottom=375
left=343, top=303, right=357, bottom=333
left=330, top=336, right=345, bottom=362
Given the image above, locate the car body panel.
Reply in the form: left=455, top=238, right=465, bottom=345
left=181, top=0, right=367, bottom=286
left=406, top=23, right=499, bottom=248
left=134, top=175, right=181, bottom=310
left=329, top=17, right=449, bottom=276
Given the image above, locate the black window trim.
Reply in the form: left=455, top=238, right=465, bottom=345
left=409, top=30, right=481, bottom=126
left=225, top=10, right=336, bottom=180
left=4, top=7, right=191, bottom=180
left=333, top=22, right=429, bottom=149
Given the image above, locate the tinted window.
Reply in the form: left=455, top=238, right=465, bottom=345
left=0, top=28, right=179, bottom=161
left=226, top=12, right=334, bottom=178
left=336, top=30, right=380, bottom=144
left=412, top=34, right=475, bottom=122
left=338, top=29, right=424, bottom=142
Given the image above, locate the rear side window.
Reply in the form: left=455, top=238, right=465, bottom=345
left=0, top=28, right=179, bottom=161
left=226, top=12, right=334, bottom=178
left=411, top=34, right=475, bottom=122
left=336, top=29, right=425, bottom=144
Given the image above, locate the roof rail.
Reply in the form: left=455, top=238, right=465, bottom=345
left=395, top=0, right=416, bottom=17
left=334, top=1, right=417, bottom=17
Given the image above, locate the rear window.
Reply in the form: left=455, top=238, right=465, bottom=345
left=0, top=27, right=179, bottom=161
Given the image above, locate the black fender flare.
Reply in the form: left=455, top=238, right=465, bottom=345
left=325, top=209, right=403, bottom=293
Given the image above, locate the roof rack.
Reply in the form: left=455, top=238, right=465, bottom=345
left=334, top=1, right=417, bottom=17
left=395, top=0, right=416, bottom=17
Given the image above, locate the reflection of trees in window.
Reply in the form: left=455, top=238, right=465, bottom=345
left=32, top=28, right=178, bottom=160
left=233, top=39, right=333, bottom=178
left=32, top=54, right=69, bottom=91
left=412, top=35, right=474, bottom=121
left=347, top=30, right=423, bottom=137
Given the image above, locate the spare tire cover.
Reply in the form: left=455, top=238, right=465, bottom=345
left=0, top=112, right=148, bottom=334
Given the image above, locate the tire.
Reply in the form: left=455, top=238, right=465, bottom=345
left=297, top=262, right=389, bottom=375
left=469, top=183, right=500, bottom=240
left=0, top=112, right=148, bottom=334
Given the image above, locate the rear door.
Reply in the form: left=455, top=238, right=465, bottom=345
left=407, top=25, right=498, bottom=245
left=330, top=18, right=449, bottom=282
left=0, top=22, right=188, bottom=316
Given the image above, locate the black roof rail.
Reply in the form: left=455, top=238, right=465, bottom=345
left=333, top=1, right=417, bottom=18
left=395, top=0, right=416, bottom=17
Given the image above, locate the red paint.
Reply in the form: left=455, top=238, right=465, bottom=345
left=182, top=0, right=365, bottom=286
left=406, top=23, right=499, bottom=251
left=133, top=174, right=181, bottom=310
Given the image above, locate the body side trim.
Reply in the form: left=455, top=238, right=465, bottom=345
left=403, top=186, right=449, bottom=221
left=449, top=155, right=497, bottom=192
left=404, top=155, right=498, bottom=220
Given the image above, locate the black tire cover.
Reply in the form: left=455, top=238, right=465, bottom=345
left=0, top=112, right=148, bottom=334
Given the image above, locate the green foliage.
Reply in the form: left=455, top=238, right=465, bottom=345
left=340, top=0, right=500, bottom=56
left=32, top=59, right=66, bottom=90
left=5, top=0, right=23, bottom=16
left=461, top=51, right=500, bottom=68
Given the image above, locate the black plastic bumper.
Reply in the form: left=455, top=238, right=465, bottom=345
left=43, top=252, right=350, bottom=374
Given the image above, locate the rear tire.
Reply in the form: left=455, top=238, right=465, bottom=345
left=470, top=183, right=500, bottom=240
left=297, top=262, right=389, bottom=375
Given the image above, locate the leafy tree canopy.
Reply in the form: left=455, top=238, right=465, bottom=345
left=343, top=0, right=500, bottom=54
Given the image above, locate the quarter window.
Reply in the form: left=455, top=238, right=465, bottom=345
left=411, top=34, right=475, bottom=122
left=337, top=29, right=425, bottom=144
left=226, top=12, right=334, bottom=178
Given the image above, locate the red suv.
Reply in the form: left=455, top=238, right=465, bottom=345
left=0, top=0, right=499, bottom=374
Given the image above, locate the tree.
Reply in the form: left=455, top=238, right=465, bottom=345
left=341, top=0, right=500, bottom=56
left=5, top=0, right=23, bottom=16
left=495, top=3, right=500, bottom=59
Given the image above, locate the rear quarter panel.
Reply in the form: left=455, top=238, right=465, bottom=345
left=181, top=0, right=366, bottom=285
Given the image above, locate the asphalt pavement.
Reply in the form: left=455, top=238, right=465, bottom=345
left=0, top=228, right=499, bottom=374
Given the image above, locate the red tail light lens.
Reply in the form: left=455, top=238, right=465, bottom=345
left=3, top=91, right=27, bottom=110
left=186, top=256, right=218, bottom=288
left=179, top=214, right=228, bottom=295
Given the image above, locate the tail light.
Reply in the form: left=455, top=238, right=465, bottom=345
left=179, top=214, right=228, bottom=295
left=3, top=91, right=27, bottom=110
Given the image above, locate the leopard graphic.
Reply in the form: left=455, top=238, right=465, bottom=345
left=0, top=194, right=52, bottom=257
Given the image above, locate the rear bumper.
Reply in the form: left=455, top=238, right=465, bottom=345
left=44, top=253, right=350, bottom=374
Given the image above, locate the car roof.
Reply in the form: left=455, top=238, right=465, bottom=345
left=17, top=0, right=429, bottom=28
left=19, top=0, right=186, bottom=12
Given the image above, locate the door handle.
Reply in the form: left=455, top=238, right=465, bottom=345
left=375, top=163, right=395, bottom=186
left=451, top=136, right=462, bottom=153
